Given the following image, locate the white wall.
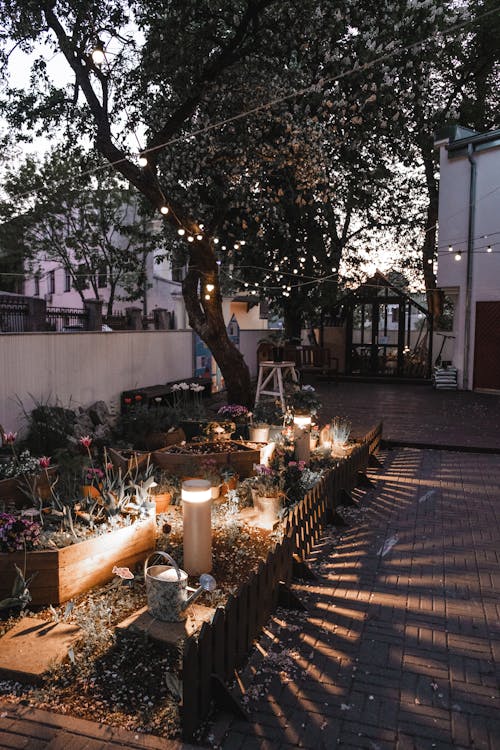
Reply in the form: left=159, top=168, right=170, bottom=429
left=0, top=328, right=264, bottom=432
left=436, top=138, right=500, bottom=388
left=239, top=330, right=265, bottom=377
left=0, top=330, right=194, bottom=433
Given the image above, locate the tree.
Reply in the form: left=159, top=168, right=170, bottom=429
left=1, top=147, right=161, bottom=314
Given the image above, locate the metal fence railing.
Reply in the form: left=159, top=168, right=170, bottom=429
left=46, top=306, right=89, bottom=332
left=0, top=296, right=29, bottom=332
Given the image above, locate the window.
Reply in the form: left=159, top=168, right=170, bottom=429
left=49, top=270, right=56, bottom=295
left=65, top=269, right=71, bottom=293
left=34, top=273, right=40, bottom=297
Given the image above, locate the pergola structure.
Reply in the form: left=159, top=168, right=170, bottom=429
left=327, top=272, right=433, bottom=379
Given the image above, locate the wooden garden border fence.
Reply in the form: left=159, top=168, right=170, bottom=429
left=181, top=422, right=382, bottom=740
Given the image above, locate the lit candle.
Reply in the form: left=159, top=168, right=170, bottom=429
left=182, top=479, right=212, bottom=575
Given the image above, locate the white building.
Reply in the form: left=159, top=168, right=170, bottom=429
left=435, top=125, right=500, bottom=391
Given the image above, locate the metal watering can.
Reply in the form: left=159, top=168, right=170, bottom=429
left=144, top=551, right=216, bottom=622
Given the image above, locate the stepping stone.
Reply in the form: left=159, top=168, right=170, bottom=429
left=0, top=617, right=81, bottom=684
left=116, top=604, right=215, bottom=646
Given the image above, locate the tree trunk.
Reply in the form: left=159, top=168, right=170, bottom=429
left=420, top=140, right=443, bottom=322
left=182, top=239, right=252, bottom=406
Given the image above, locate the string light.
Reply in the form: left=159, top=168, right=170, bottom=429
left=240, top=240, right=246, bottom=246
left=187, top=235, right=194, bottom=242
left=454, top=251, right=462, bottom=261
left=138, top=155, right=148, bottom=167
left=487, top=245, right=492, bottom=253
left=196, top=234, right=203, bottom=241
left=213, top=238, right=219, bottom=244
left=204, top=294, right=211, bottom=300
left=448, top=244, right=453, bottom=252
left=177, top=228, right=185, bottom=236
left=206, top=283, right=215, bottom=292
left=160, top=206, right=169, bottom=215
left=234, top=243, right=240, bottom=250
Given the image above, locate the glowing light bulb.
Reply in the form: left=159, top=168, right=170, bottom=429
left=196, top=234, right=203, bottom=241
left=91, top=43, right=105, bottom=65
left=160, top=206, right=169, bottom=215
left=206, top=283, right=215, bottom=292
left=293, top=269, right=298, bottom=274
left=244, top=282, right=249, bottom=288
left=221, top=245, right=226, bottom=250
left=427, top=258, right=432, bottom=264
left=213, top=238, right=219, bottom=244
left=199, top=223, right=204, bottom=230
left=138, top=155, right=148, bottom=167
left=251, top=290, right=257, bottom=295
left=187, top=235, right=194, bottom=242
left=454, top=252, right=462, bottom=261
left=178, top=228, right=186, bottom=236
left=274, top=265, right=279, bottom=271
left=204, top=294, right=211, bottom=300
left=234, top=243, right=240, bottom=250
left=487, top=245, right=492, bottom=253
left=448, top=244, right=453, bottom=252
left=240, top=240, right=246, bottom=246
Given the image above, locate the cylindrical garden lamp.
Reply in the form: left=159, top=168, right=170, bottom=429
left=182, top=479, right=212, bottom=575
left=293, top=414, right=312, bottom=464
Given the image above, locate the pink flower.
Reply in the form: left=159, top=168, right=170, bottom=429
left=79, top=435, right=92, bottom=448
left=39, top=456, right=51, bottom=469
left=3, top=431, right=17, bottom=445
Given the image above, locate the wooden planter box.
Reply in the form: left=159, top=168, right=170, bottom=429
left=0, top=517, right=156, bottom=606
left=152, top=441, right=261, bottom=479
left=107, top=447, right=151, bottom=474
left=0, top=467, right=58, bottom=507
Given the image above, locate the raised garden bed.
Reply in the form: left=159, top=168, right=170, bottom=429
left=0, top=517, right=156, bottom=606
left=153, top=440, right=261, bottom=479
left=0, top=467, right=58, bottom=507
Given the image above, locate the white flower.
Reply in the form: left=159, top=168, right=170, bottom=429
left=179, top=382, right=190, bottom=390
left=171, top=384, right=181, bottom=391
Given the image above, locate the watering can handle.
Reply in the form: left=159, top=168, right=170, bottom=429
left=144, top=551, right=181, bottom=581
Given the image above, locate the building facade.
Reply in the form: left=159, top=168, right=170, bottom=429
left=435, top=125, right=500, bottom=390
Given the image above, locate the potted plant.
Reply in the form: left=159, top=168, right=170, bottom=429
left=287, top=385, right=322, bottom=417
left=149, top=470, right=179, bottom=513
left=203, top=420, right=236, bottom=441
left=251, top=401, right=285, bottom=442
left=170, top=382, right=208, bottom=440
left=250, top=464, right=285, bottom=529
left=216, top=405, right=250, bottom=439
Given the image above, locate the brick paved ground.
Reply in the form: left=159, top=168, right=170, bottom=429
left=0, top=699, right=199, bottom=749
left=210, top=448, right=500, bottom=749
left=311, top=380, right=500, bottom=450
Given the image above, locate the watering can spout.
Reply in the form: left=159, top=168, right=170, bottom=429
left=181, top=573, right=217, bottom=610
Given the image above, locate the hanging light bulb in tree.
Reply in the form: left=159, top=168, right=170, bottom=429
left=213, top=238, right=219, bottom=244
left=91, top=40, right=105, bottom=65
left=138, top=154, right=148, bottom=167
left=206, top=283, right=215, bottom=293
left=196, top=234, right=203, bottom=241
left=487, top=245, right=492, bottom=253
left=177, top=228, right=186, bottom=236
left=448, top=244, right=453, bottom=252
left=187, top=235, right=194, bottom=242
left=160, top=206, right=169, bottom=215
left=455, top=251, right=462, bottom=261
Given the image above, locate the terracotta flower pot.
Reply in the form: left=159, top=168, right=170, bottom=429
left=80, top=484, right=102, bottom=500
left=152, top=492, right=172, bottom=514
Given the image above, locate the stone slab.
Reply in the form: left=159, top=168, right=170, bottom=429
left=0, top=617, right=81, bottom=683
left=116, top=604, right=215, bottom=646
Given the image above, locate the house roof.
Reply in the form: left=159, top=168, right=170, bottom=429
left=329, top=270, right=429, bottom=317
left=435, top=124, right=500, bottom=158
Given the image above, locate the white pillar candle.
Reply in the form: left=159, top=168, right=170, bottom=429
left=182, top=479, right=212, bottom=575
